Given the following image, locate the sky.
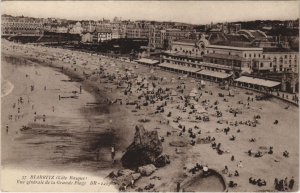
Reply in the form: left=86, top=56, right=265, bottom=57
left=1, top=1, right=299, bottom=25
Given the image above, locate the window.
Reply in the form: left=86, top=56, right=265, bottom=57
left=259, top=54, right=261, bottom=58
left=213, top=50, right=215, bottom=54
left=280, top=57, right=283, bottom=63
left=229, top=52, right=231, bottom=55
left=285, top=55, right=287, bottom=59
left=270, top=62, right=272, bottom=67
left=260, top=63, right=263, bottom=67
left=254, top=54, right=256, bottom=58
left=249, top=54, right=251, bottom=57
left=244, top=53, right=247, bottom=57
left=263, top=55, right=265, bottom=59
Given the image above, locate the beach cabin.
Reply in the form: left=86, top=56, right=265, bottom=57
left=158, top=62, right=199, bottom=78
left=195, top=70, right=232, bottom=83
left=234, top=76, right=281, bottom=92
left=135, top=58, right=160, bottom=67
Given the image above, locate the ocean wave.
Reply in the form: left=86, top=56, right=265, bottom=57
left=1, top=79, right=14, bottom=98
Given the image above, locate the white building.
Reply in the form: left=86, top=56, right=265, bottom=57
left=97, top=29, right=112, bottom=42
left=69, top=22, right=83, bottom=34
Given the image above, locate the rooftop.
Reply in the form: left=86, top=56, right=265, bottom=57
left=136, top=58, right=159, bottom=65
left=207, top=44, right=263, bottom=51
left=95, top=28, right=112, bottom=33
left=235, top=76, right=281, bottom=88
left=158, top=62, right=199, bottom=73
left=173, top=39, right=197, bottom=44
left=263, top=47, right=298, bottom=53
left=204, top=53, right=246, bottom=61
left=196, top=70, right=232, bottom=79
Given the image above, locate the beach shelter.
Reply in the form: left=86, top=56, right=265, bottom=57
left=171, top=90, right=178, bottom=96
left=137, top=76, right=143, bottom=83
left=148, top=85, right=154, bottom=92
left=194, top=104, right=206, bottom=113
left=200, top=80, right=206, bottom=87
left=225, top=84, right=229, bottom=90
left=143, top=79, right=149, bottom=85
left=189, top=88, right=198, bottom=98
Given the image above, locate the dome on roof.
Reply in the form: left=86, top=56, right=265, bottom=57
left=196, top=36, right=209, bottom=49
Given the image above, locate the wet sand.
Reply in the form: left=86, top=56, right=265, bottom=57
left=1, top=58, right=121, bottom=176
left=2, top=40, right=299, bottom=192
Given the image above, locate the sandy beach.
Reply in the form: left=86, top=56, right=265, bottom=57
left=1, top=56, right=123, bottom=175
left=1, top=40, right=298, bottom=192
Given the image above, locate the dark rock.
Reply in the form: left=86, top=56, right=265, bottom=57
left=154, top=154, right=170, bottom=168
left=107, top=170, right=118, bottom=178
left=138, top=164, right=157, bottom=176
left=109, top=169, right=140, bottom=189
left=117, top=169, right=135, bottom=177
left=131, top=173, right=141, bottom=181
left=144, top=183, right=155, bottom=190
left=121, top=125, right=163, bottom=167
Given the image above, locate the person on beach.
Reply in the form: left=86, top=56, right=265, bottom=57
left=111, top=146, right=115, bottom=163
left=231, top=155, right=235, bottom=161
left=176, top=182, right=181, bottom=192
left=289, top=177, right=294, bottom=190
